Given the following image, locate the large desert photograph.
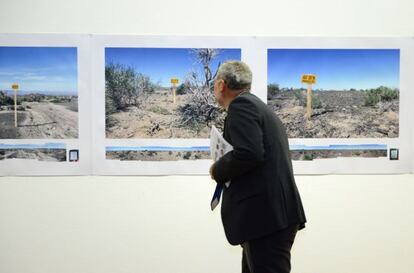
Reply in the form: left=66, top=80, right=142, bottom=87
left=0, top=47, right=78, bottom=139
left=267, top=49, right=400, bottom=138
left=105, top=47, right=240, bottom=139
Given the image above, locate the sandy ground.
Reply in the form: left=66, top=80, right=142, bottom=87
left=106, top=150, right=210, bottom=161
left=269, top=91, right=399, bottom=138
left=106, top=90, right=214, bottom=139
left=290, top=149, right=387, bottom=161
left=0, top=149, right=66, bottom=161
left=0, top=112, right=25, bottom=138
left=0, top=101, right=78, bottom=139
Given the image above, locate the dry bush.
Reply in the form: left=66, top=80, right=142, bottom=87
left=176, top=49, right=225, bottom=134
left=177, top=71, right=225, bottom=134
left=105, top=63, right=154, bottom=115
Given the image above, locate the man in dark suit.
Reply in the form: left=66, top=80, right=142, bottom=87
left=210, top=61, right=306, bottom=273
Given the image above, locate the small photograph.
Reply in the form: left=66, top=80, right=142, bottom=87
left=290, top=144, right=387, bottom=161
left=106, top=146, right=210, bottom=161
left=105, top=47, right=241, bottom=139
left=0, top=47, right=78, bottom=139
left=0, top=143, right=67, bottom=162
left=69, top=149, right=79, bottom=162
left=389, top=148, right=399, bottom=160
left=267, top=49, right=400, bottom=138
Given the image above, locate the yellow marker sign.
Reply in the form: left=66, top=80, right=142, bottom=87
left=301, top=74, right=317, bottom=84
left=300, top=75, right=316, bottom=119
left=11, top=83, right=19, bottom=127
left=170, top=78, right=179, bottom=104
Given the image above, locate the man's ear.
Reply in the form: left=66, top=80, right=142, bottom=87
left=218, top=79, right=225, bottom=93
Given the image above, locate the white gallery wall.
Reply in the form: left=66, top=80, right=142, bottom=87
left=0, top=1, right=413, bottom=273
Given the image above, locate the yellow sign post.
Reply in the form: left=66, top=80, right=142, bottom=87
left=11, top=83, right=19, bottom=127
left=170, top=78, right=179, bottom=103
left=301, top=74, right=317, bottom=119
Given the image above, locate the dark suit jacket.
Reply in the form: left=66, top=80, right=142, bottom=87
left=212, top=92, right=306, bottom=245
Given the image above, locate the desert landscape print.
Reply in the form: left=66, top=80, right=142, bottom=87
left=290, top=144, right=387, bottom=161
left=0, top=47, right=78, bottom=139
left=106, top=146, right=210, bottom=161
left=0, top=143, right=66, bottom=162
left=267, top=49, right=400, bottom=138
left=105, top=47, right=240, bottom=139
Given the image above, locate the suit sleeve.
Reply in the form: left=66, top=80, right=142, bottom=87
left=212, top=97, right=265, bottom=184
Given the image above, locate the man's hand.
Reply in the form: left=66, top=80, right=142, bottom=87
left=209, top=163, right=215, bottom=180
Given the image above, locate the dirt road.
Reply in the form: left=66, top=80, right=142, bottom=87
left=0, top=101, right=78, bottom=139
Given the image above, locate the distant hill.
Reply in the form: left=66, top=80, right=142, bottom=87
left=2, top=90, right=77, bottom=96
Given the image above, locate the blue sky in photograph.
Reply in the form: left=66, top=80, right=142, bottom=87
left=106, top=146, right=210, bottom=152
left=289, top=144, right=387, bottom=151
left=0, top=47, right=77, bottom=94
left=268, top=49, right=400, bottom=90
left=0, top=143, right=66, bottom=149
left=105, top=48, right=241, bottom=87
left=106, top=144, right=387, bottom=152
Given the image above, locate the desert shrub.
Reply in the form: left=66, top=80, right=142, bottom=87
left=50, top=98, right=63, bottom=103
left=105, top=63, right=154, bottom=115
left=303, top=154, right=314, bottom=161
left=267, top=84, right=280, bottom=99
left=364, top=86, right=399, bottom=106
left=293, top=89, right=308, bottom=106
left=175, top=83, right=187, bottom=95
left=380, top=86, right=399, bottom=101
left=364, top=91, right=380, bottom=106
left=312, top=94, right=323, bottom=109
left=293, top=89, right=303, bottom=101
left=19, top=94, right=45, bottom=102
left=0, top=91, right=13, bottom=106
left=105, top=93, right=117, bottom=116
left=183, top=152, right=192, bottom=160
left=50, top=97, right=72, bottom=104
left=178, top=84, right=224, bottom=133
left=149, top=106, right=170, bottom=115
left=176, top=49, right=224, bottom=133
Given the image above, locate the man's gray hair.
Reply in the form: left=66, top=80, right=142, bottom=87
left=216, top=61, right=252, bottom=91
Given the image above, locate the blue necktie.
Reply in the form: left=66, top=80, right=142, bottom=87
left=210, top=183, right=223, bottom=211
